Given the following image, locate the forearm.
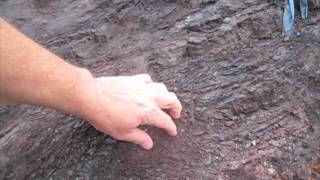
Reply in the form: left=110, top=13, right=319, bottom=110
left=0, top=18, right=93, bottom=114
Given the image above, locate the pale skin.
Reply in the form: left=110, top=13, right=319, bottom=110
left=0, top=18, right=182, bottom=150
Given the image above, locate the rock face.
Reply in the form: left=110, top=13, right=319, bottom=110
left=0, top=0, right=320, bottom=179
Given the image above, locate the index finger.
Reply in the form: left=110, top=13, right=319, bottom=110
left=142, top=107, right=177, bottom=136
left=153, top=92, right=182, bottom=119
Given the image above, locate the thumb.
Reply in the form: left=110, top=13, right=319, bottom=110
left=123, top=128, right=153, bottom=150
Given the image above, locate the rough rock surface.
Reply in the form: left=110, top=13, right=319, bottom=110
left=0, top=0, right=320, bottom=179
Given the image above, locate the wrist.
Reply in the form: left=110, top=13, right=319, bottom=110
left=70, top=68, right=97, bottom=118
left=65, top=67, right=96, bottom=116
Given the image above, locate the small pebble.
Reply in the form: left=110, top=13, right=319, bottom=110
left=188, top=36, right=207, bottom=44
left=225, top=121, right=234, bottom=127
left=284, top=36, right=290, bottom=42
left=266, top=168, right=276, bottom=176
left=252, top=140, right=256, bottom=146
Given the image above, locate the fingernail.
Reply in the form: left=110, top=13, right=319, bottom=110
left=142, top=140, right=153, bottom=150
left=172, top=130, right=178, bottom=136
left=171, top=111, right=180, bottom=119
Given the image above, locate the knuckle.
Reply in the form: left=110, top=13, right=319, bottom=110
left=137, top=74, right=152, bottom=82
left=168, top=92, right=180, bottom=105
left=144, top=106, right=157, bottom=116
left=141, top=74, right=151, bottom=79
left=112, top=132, right=126, bottom=141
left=168, top=92, right=178, bottom=99
left=155, top=83, right=167, bottom=91
left=141, top=106, right=158, bottom=122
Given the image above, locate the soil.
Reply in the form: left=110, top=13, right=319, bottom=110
left=0, top=0, right=320, bottom=179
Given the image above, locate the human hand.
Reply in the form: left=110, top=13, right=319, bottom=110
left=78, top=74, right=182, bottom=150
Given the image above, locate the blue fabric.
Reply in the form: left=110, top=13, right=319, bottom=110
left=282, top=0, right=308, bottom=38
left=282, top=0, right=295, bottom=36
left=300, top=0, right=308, bottom=19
